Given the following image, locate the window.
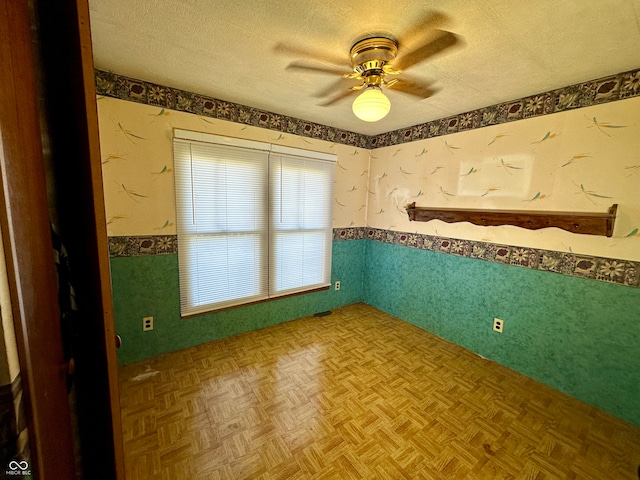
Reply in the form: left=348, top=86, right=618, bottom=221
left=173, top=130, right=335, bottom=316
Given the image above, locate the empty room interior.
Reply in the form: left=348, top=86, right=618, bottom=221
left=88, top=1, right=640, bottom=478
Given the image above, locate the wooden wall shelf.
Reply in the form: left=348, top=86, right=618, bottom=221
left=405, top=202, right=618, bottom=237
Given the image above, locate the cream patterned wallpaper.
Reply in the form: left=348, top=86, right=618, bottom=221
left=97, top=98, right=370, bottom=237
left=367, top=97, right=640, bottom=261
left=96, top=71, right=640, bottom=268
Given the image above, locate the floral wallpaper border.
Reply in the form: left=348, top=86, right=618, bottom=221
left=108, top=229, right=639, bottom=288
left=109, top=235, right=177, bottom=257
left=359, top=228, right=639, bottom=288
left=94, top=68, right=640, bottom=149
left=374, top=69, right=640, bottom=147
left=95, top=70, right=370, bottom=149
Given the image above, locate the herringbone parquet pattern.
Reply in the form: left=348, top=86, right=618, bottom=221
left=119, top=303, right=640, bottom=479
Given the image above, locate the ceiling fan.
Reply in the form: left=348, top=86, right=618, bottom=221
left=277, top=12, right=460, bottom=122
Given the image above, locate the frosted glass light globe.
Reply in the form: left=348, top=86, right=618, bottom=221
left=352, top=87, right=390, bottom=122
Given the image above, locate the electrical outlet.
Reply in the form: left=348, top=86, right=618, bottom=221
left=335, top=281, right=341, bottom=291
left=493, top=318, right=504, bottom=333
left=143, top=316, right=154, bottom=331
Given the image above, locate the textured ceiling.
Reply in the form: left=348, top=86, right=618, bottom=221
left=88, top=0, right=640, bottom=136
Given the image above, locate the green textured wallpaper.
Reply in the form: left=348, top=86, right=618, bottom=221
left=111, top=240, right=365, bottom=365
left=362, top=240, right=640, bottom=427
left=110, top=237, right=640, bottom=426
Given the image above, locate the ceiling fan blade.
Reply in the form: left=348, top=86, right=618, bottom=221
left=314, top=77, right=361, bottom=98
left=385, top=77, right=439, bottom=99
left=274, top=42, right=349, bottom=68
left=399, top=11, right=450, bottom=46
left=318, top=88, right=357, bottom=106
left=382, top=65, right=402, bottom=75
left=394, top=30, right=459, bottom=71
left=286, top=61, right=352, bottom=76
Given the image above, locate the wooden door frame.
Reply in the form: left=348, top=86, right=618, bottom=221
left=0, top=0, right=125, bottom=478
left=0, top=0, right=76, bottom=477
left=34, top=0, right=126, bottom=477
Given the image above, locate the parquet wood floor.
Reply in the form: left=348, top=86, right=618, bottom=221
left=119, top=303, right=640, bottom=479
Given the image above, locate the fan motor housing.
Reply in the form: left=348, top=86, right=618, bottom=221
left=350, top=36, right=398, bottom=76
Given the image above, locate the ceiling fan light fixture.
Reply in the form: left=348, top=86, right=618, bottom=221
left=352, top=86, right=390, bottom=122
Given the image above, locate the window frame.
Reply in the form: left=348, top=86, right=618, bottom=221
left=173, top=129, right=336, bottom=317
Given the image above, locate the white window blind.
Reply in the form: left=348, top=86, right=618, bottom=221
left=269, top=150, right=334, bottom=298
left=173, top=130, right=335, bottom=316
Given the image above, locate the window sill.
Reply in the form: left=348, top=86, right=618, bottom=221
left=181, top=285, right=331, bottom=318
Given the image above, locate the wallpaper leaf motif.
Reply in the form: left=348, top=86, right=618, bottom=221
left=531, top=131, right=559, bottom=144
left=562, top=243, right=573, bottom=253
left=156, top=220, right=173, bottom=230
left=624, top=165, right=640, bottom=177
left=102, top=154, right=126, bottom=165
left=438, top=186, right=455, bottom=199
left=586, top=116, right=630, bottom=136
left=198, top=116, right=216, bottom=126
left=460, top=167, right=478, bottom=177
left=609, top=227, right=640, bottom=247
left=524, top=192, right=549, bottom=202
left=488, top=134, right=510, bottom=145
left=573, top=182, right=612, bottom=204
left=116, top=122, right=145, bottom=143
left=560, top=154, right=592, bottom=168
left=497, top=158, right=523, bottom=174
left=444, top=141, right=461, bottom=153
left=152, top=166, right=172, bottom=179
left=119, top=183, right=148, bottom=203
left=107, top=215, right=127, bottom=225
left=399, top=166, right=411, bottom=177
left=149, top=108, right=169, bottom=121
left=481, top=187, right=499, bottom=197
left=415, top=148, right=428, bottom=157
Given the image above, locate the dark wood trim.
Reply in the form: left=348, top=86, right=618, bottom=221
left=406, top=202, right=618, bottom=237
left=34, top=0, right=125, bottom=478
left=0, top=0, right=76, bottom=477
